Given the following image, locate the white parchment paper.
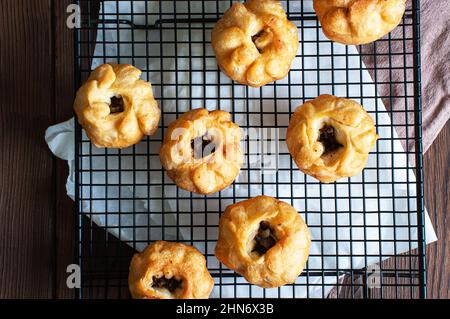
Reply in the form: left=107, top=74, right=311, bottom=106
left=46, top=1, right=437, bottom=298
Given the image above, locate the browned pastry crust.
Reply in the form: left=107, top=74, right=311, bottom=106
left=128, top=241, right=214, bottom=299
left=160, top=108, right=243, bottom=195
left=313, top=0, right=406, bottom=45
left=286, top=95, right=379, bottom=183
left=215, top=196, right=311, bottom=288
left=74, top=64, right=161, bottom=148
left=211, top=0, right=299, bottom=87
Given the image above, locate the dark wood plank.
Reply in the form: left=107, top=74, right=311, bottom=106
left=53, top=0, right=77, bottom=299
left=424, top=121, right=450, bottom=298
left=0, top=0, right=55, bottom=298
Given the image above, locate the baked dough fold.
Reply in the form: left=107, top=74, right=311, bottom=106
left=160, top=108, right=243, bottom=195
left=128, top=241, right=214, bottom=299
left=313, top=0, right=406, bottom=45
left=215, top=196, right=311, bottom=288
left=74, top=63, right=160, bottom=148
left=286, top=94, right=379, bottom=183
left=212, top=0, right=299, bottom=87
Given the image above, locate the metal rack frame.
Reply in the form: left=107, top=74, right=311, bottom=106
left=74, top=0, right=426, bottom=299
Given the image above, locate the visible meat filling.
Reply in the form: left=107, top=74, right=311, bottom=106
left=252, top=30, right=264, bottom=53
left=252, top=221, right=277, bottom=256
left=151, top=275, right=182, bottom=292
left=191, top=133, right=216, bottom=160
left=318, top=125, right=343, bottom=154
left=109, top=96, right=124, bottom=114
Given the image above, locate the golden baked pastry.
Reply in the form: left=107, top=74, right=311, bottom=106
left=74, top=63, right=161, bottom=148
left=215, top=196, right=311, bottom=288
left=128, top=241, right=214, bottom=299
left=313, top=0, right=406, bottom=45
left=211, top=0, right=299, bottom=87
left=286, top=95, right=379, bottom=183
left=160, top=108, right=243, bottom=195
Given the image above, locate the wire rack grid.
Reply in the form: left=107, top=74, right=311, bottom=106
left=74, top=0, right=426, bottom=299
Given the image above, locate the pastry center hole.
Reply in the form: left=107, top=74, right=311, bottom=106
left=318, top=125, right=343, bottom=154
left=191, top=133, right=216, bottom=160
left=151, top=275, right=182, bottom=293
left=252, top=221, right=277, bottom=256
left=252, top=30, right=264, bottom=53
left=109, top=96, right=124, bottom=114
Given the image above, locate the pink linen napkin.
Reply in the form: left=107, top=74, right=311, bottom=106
left=361, top=0, right=449, bottom=153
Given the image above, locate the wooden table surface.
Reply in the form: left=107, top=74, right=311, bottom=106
left=0, top=0, right=448, bottom=299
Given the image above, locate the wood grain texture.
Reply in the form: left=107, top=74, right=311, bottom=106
left=0, top=0, right=448, bottom=299
left=0, top=0, right=54, bottom=298
left=424, top=121, right=450, bottom=298
left=53, top=0, right=76, bottom=299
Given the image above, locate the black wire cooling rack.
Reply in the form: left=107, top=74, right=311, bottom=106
left=74, top=0, right=426, bottom=299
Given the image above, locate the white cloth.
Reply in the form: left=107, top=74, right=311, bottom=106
left=46, top=1, right=437, bottom=298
